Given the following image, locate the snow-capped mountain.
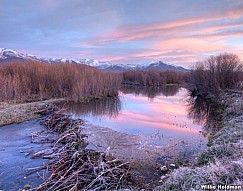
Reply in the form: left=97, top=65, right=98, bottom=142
left=0, top=48, right=39, bottom=61
left=0, top=48, right=189, bottom=72
left=143, top=61, right=189, bottom=72
left=41, top=57, right=115, bottom=69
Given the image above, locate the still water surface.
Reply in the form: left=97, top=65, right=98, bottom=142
left=0, top=86, right=208, bottom=190
left=62, top=86, right=207, bottom=148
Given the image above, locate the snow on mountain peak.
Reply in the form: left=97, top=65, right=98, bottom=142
left=0, top=48, right=189, bottom=72
left=0, top=48, right=21, bottom=59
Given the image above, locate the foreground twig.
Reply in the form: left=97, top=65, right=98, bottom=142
left=31, top=106, right=141, bottom=190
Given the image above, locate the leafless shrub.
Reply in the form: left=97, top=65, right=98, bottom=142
left=0, top=61, right=122, bottom=102
left=123, top=70, right=187, bottom=86
left=187, top=53, right=243, bottom=97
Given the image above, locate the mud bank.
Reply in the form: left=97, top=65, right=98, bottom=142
left=156, top=91, right=243, bottom=191
left=82, top=123, right=206, bottom=187
left=0, top=99, right=64, bottom=127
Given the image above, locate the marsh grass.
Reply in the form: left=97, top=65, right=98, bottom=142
left=0, top=61, right=122, bottom=103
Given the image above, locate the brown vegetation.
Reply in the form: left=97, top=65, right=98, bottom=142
left=30, top=106, right=141, bottom=190
left=0, top=61, right=122, bottom=102
left=187, top=53, right=243, bottom=97
left=122, top=70, right=187, bottom=86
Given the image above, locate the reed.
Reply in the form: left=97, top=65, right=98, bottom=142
left=0, top=61, right=122, bottom=102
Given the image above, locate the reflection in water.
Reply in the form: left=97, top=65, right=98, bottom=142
left=60, top=87, right=207, bottom=163
left=61, top=87, right=206, bottom=144
left=58, top=85, right=181, bottom=119
left=57, top=96, right=121, bottom=119
left=121, top=85, right=180, bottom=101
left=186, top=94, right=223, bottom=132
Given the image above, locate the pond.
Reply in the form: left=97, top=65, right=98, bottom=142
left=59, top=86, right=207, bottom=161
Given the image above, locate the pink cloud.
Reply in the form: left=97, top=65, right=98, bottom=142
left=76, top=6, right=243, bottom=65
left=80, top=8, right=243, bottom=47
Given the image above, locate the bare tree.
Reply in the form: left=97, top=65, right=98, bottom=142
left=187, top=53, right=243, bottom=97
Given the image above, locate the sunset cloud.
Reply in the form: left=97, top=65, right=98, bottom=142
left=0, top=0, right=243, bottom=67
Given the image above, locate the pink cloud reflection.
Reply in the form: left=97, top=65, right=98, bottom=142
left=116, top=110, right=199, bottom=134
left=113, top=92, right=202, bottom=134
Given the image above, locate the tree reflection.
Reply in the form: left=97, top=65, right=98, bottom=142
left=121, top=85, right=180, bottom=100
left=57, top=96, right=122, bottom=119
left=186, top=94, right=224, bottom=132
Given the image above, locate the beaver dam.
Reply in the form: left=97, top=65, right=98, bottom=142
left=0, top=86, right=209, bottom=190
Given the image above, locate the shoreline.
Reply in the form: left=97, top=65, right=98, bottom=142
left=0, top=99, right=65, bottom=127
left=157, top=90, right=243, bottom=190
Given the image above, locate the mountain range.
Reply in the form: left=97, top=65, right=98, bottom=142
left=0, top=48, right=189, bottom=72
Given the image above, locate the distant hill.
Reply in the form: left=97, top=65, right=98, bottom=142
left=0, top=48, right=189, bottom=72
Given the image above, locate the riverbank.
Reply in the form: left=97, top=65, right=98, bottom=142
left=0, top=89, right=207, bottom=190
left=0, top=99, right=64, bottom=126
left=156, top=90, right=243, bottom=190
left=2, top=90, right=241, bottom=190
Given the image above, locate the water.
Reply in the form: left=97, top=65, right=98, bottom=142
left=0, top=119, right=51, bottom=190
left=60, top=86, right=207, bottom=152
left=0, top=86, right=213, bottom=190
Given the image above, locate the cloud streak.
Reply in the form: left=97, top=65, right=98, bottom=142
left=0, top=0, right=243, bottom=67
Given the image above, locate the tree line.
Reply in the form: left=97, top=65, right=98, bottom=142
left=0, top=61, right=122, bottom=102
left=122, top=70, right=187, bottom=86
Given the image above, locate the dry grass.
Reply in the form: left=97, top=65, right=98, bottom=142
left=0, top=61, right=122, bottom=103
left=156, top=159, right=243, bottom=191
left=156, top=91, right=243, bottom=191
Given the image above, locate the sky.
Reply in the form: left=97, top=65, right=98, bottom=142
left=1, top=0, right=243, bottom=68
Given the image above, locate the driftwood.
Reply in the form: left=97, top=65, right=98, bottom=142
left=29, top=105, right=141, bottom=190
